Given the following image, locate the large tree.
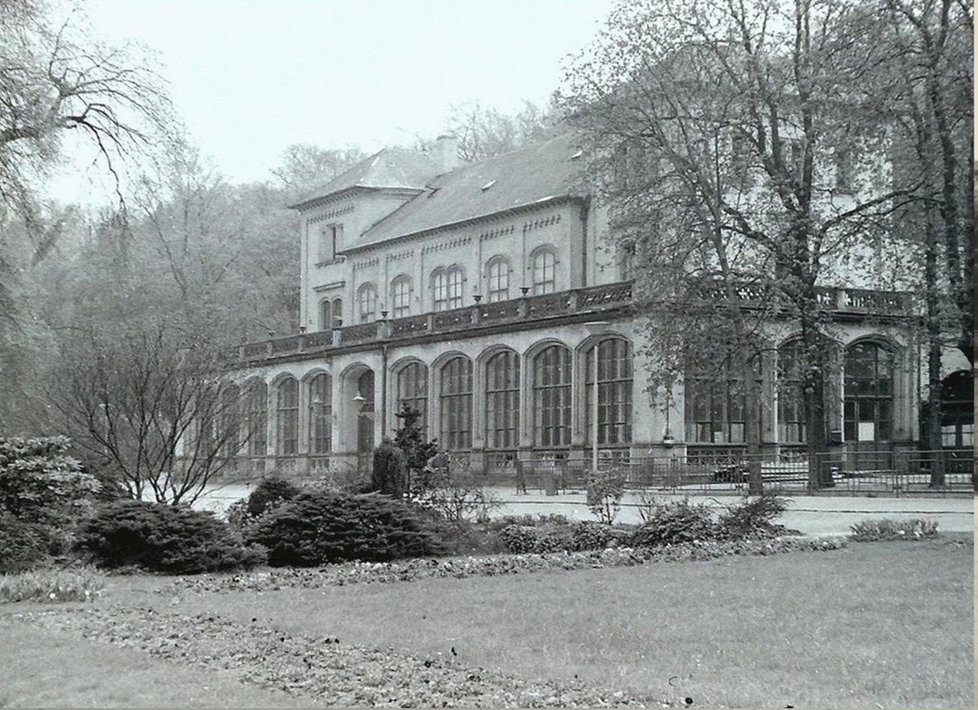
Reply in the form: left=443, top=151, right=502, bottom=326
left=561, top=0, right=916, bottom=486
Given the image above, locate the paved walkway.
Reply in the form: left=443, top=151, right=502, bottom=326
left=197, top=483, right=973, bottom=537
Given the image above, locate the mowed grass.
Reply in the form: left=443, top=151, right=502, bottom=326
left=164, top=539, right=974, bottom=709
left=2, top=538, right=972, bottom=708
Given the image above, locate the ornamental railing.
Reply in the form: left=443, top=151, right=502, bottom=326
left=231, top=280, right=635, bottom=363
left=229, top=281, right=913, bottom=364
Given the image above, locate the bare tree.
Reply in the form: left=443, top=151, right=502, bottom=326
left=561, top=0, right=917, bottom=486
left=50, top=319, right=249, bottom=505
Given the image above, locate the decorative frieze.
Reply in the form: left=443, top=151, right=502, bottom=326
left=353, top=257, right=381, bottom=271
left=522, top=213, right=561, bottom=233
left=308, top=204, right=355, bottom=224
left=420, top=235, right=472, bottom=255
left=479, top=224, right=517, bottom=241
left=386, top=249, right=415, bottom=262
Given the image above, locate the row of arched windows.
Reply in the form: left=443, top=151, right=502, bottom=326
left=228, top=338, right=899, bottom=457
left=320, top=250, right=559, bottom=329
left=686, top=338, right=898, bottom=445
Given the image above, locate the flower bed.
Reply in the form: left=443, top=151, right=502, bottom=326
left=166, top=536, right=848, bottom=594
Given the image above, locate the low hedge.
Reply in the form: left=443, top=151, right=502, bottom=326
left=76, top=500, right=265, bottom=574
left=249, top=491, right=449, bottom=566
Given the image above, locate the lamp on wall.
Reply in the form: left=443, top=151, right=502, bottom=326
left=583, top=320, right=610, bottom=475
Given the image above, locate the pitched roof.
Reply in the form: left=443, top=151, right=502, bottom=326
left=357, top=133, right=585, bottom=246
left=291, top=147, right=440, bottom=208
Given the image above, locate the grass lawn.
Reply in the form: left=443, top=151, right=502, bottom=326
left=2, top=537, right=973, bottom=708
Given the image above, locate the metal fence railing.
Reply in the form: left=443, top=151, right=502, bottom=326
left=507, top=449, right=974, bottom=497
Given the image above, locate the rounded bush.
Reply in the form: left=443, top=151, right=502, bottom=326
left=500, top=524, right=538, bottom=553
left=75, top=500, right=265, bottom=574
left=249, top=491, right=448, bottom=566
left=245, top=476, right=301, bottom=517
left=571, top=521, right=614, bottom=551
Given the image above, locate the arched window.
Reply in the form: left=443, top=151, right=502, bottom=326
left=331, top=298, right=343, bottom=329
left=220, top=383, right=241, bottom=459
left=533, top=344, right=572, bottom=447
left=439, top=356, right=472, bottom=450
left=396, top=362, right=428, bottom=432
left=246, top=380, right=267, bottom=456
left=433, top=267, right=464, bottom=311
left=778, top=340, right=806, bottom=443
left=319, top=299, right=331, bottom=331
left=584, top=338, right=633, bottom=445
left=686, top=355, right=762, bottom=444
left=276, top=377, right=299, bottom=456
left=391, top=276, right=411, bottom=318
left=487, top=257, right=510, bottom=302
left=485, top=350, right=519, bottom=450
left=308, top=373, right=332, bottom=454
left=357, top=283, right=377, bottom=323
left=532, top=249, right=556, bottom=295
left=844, top=341, right=895, bottom=442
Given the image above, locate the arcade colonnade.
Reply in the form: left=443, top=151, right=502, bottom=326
left=217, top=322, right=915, bottom=477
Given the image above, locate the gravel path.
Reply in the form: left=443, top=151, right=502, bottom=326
left=12, top=607, right=672, bottom=708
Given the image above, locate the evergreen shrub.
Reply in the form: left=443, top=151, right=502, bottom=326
left=250, top=491, right=448, bottom=566
left=719, top=494, right=789, bottom=539
left=245, top=476, right=301, bottom=517
left=76, top=500, right=265, bottom=574
left=630, top=499, right=720, bottom=547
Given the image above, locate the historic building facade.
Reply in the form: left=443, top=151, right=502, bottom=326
left=222, top=133, right=925, bottom=479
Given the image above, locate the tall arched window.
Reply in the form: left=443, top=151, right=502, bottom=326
left=686, top=355, right=762, bottom=444
left=533, top=344, right=572, bottom=447
left=308, top=373, right=332, bottom=454
left=246, top=380, right=267, bottom=456
left=584, top=338, right=633, bottom=445
left=319, top=299, right=331, bottom=331
left=433, top=267, right=464, bottom=311
left=486, top=257, right=510, bottom=302
left=485, top=350, right=519, bottom=450
left=220, top=383, right=241, bottom=459
left=844, top=341, right=895, bottom=442
left=396, top=362, right=428, bottom=432
left=276, top=377, right=299, bottom=456
left=390, top=275, right=411, bottom=318
left=778, top=339, right=806, bottom=443
left=357, top=283, right=377, bottom=323
left=439, top=356, right=472, bottom=450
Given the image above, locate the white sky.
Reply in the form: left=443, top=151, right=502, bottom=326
left=49, top=0, right=616, bottom=205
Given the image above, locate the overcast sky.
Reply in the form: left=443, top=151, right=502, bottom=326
left=50, top=0, right=616, bottom=204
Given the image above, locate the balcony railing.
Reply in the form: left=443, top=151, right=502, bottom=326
left=229, top=281, right=913, bottom=364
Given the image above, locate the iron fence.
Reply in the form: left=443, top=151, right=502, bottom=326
left=508, top=449, right=974, bottom=497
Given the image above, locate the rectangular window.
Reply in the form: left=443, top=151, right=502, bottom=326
left=317, top=225, right=338, bottom=262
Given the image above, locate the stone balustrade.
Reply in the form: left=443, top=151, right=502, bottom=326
left=229, top=280, right=912, bottom=365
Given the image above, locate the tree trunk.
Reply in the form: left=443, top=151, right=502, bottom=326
left=800, top=307, right=831, bottom=489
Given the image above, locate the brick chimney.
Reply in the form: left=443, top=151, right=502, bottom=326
left=434, top=134, right=459, bottom=172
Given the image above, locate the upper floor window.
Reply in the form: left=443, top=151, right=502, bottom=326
left=331, top=298, right=343, bottom=329
left=319, top=299, right=331, bottom=331
left=432, top=266, right=464, bottom=311
left=619, top=242, right=636, bottom=281
left=318, top=224, right=341, bottom=262
left=835, top=149, right=855, bottom=192
left=390, top=276, right=411, bottom=318
left=357, top=283, right=377, bottom=323
left=531, top=249, right=556, bottom=295
left=487, top=257, right=510, bottom=302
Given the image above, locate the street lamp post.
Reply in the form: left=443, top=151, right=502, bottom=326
left=583, top=321, right=610, bottom=475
